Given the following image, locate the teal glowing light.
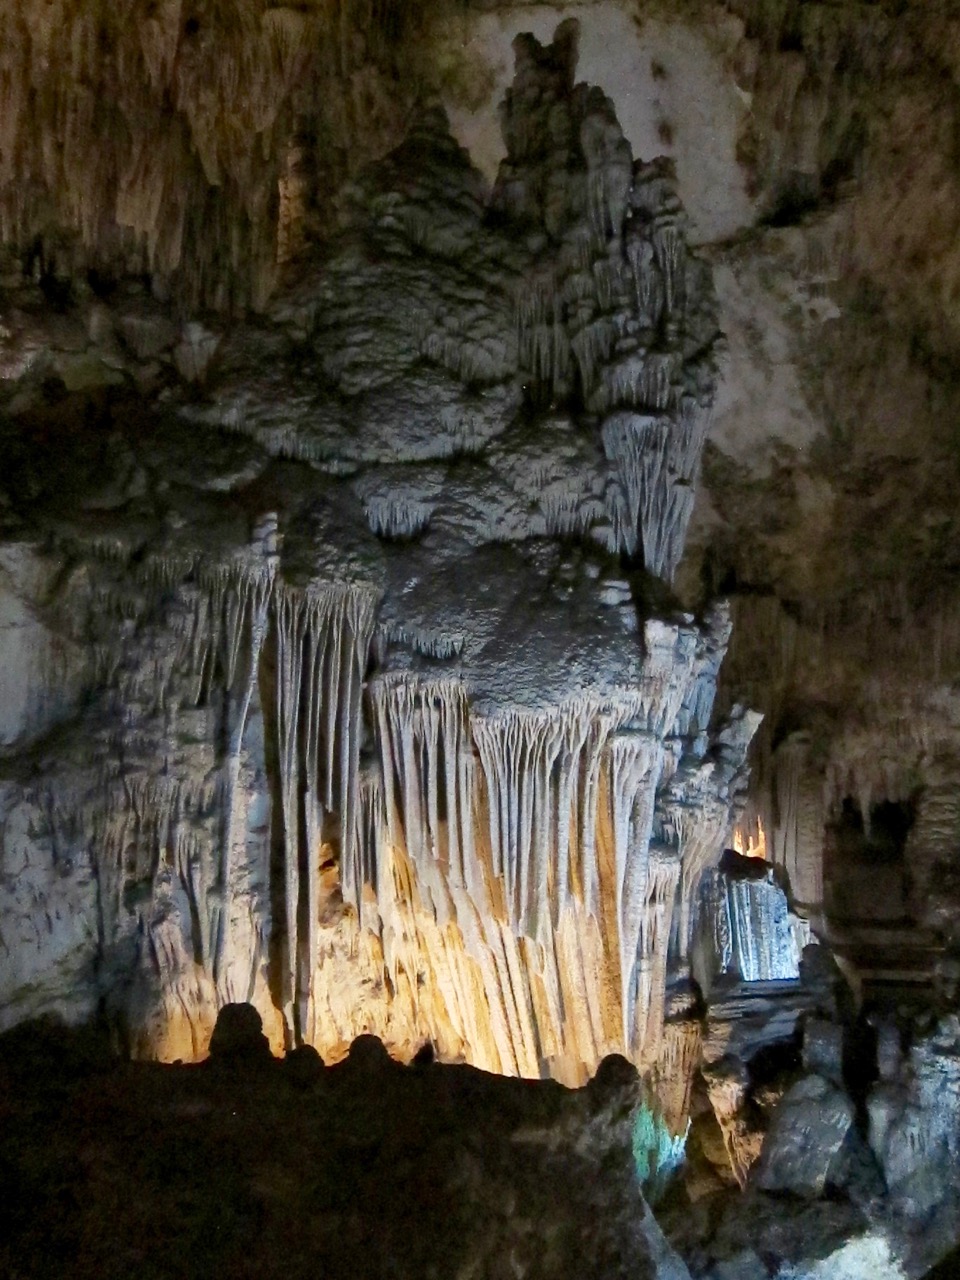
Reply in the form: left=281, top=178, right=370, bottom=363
left=631, top=1101, right=688, bottom=1201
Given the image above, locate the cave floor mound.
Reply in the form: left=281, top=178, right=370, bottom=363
left=0, top=1020, right=663, bottom=1280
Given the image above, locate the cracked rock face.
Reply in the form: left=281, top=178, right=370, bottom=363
left=0, top=25, right=757, bottom=1096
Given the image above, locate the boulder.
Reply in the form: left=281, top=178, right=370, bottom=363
left=755, top=1073, right=854, bottom=1196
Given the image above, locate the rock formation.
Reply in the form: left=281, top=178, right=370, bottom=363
left=4, top=1, right=960, bottom=1275
left=0, top=1014, right=693, bottom=1280
left=0, top=24, right=757, bottom=1093
left=693, top=848, right=804, bottom=992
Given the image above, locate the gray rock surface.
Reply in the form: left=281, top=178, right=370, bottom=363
left=693, top=851, right=802, bottom=992
left=866, top=1015, right=960, bottom=1265
left=755, top=1073, right=854, bottom=1197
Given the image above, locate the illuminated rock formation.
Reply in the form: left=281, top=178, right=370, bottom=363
left=0, top=25, right=755, bottom=1089
left=693, top=850, right=802, bottom=992
left=5, top=3, right=960, bottom=1275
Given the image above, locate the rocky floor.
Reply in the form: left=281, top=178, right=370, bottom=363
left=3, top=1006, right=959, bottom=1279
left=0, top=1011, right=686, bottom=1280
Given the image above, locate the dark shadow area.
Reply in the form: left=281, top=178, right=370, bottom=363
left=208, top=1003, right=273, bottom=1063
left=824, top=795, right=916, bottom=925
left=0, top=1011, right=652, bottom=1280
left=924, top=1241, right=960, bottom=1278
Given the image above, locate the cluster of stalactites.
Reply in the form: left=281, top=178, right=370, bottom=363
left=68, top=539, right=751, bottom=1073
left=271, top=580, right=378, bottom=1038
left=76, top=543, right=379, bottom=1047
left=371, top=677, right=477, bottom=908
left=0, top=0, right=414, bottom=307
left=497, top=24, right=714, bottom=583
left=362, top=672, right=748, bottom=1068
left=599, top=404, right=710, bottom=581
left=510, top=180, right=693, bottom=421
left=78, top=554, right=281, bottom=987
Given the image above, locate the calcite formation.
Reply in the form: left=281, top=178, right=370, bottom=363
left=0, top=0, right=421, bottom=310
left=693, top=849, right=803, bottom=992
left=4, top=3, right=960, bottom=1277
left=0, top=25, right=757, bottom=1087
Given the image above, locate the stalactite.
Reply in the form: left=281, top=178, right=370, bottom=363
left=633, top=851, right=681, bottom=1058
left=472, top=701, right=632, bottom=940
left=653, top=1016, right=702, bottom=1138
left=652, top=223, right=685, bottom=317
left=364, top=497, right=432, bottom=540
left=0, top=0, right=416, bottom=308
left=371, top=677, right=474, bottom=904
left=355, top=666, right=744, bottom=1078
left=730, top=871, right=798, bottom=981
left=300, top=605, right=325, bottom=1041
left=354, top=765, right=385, bottom=920
left=625, top=237, right=662, bottom=328
left=379, top=624, right=463, bottom=662
left=570, top=317, right=618, bottom=399
left=275, top=587, right=305, bottom=1031
left=205, top=563, right=276, bottom=989
left=271, top=580, right=377, bottom=1038
left=607, top=731, right=664, bottom=1045
left=695, top=859, right=801, bottom=988
left=515, top=273, right=573, bottom=400
left=769, top=733, right=824, bottom=913
left=600, top=401, right=709, bottom=580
